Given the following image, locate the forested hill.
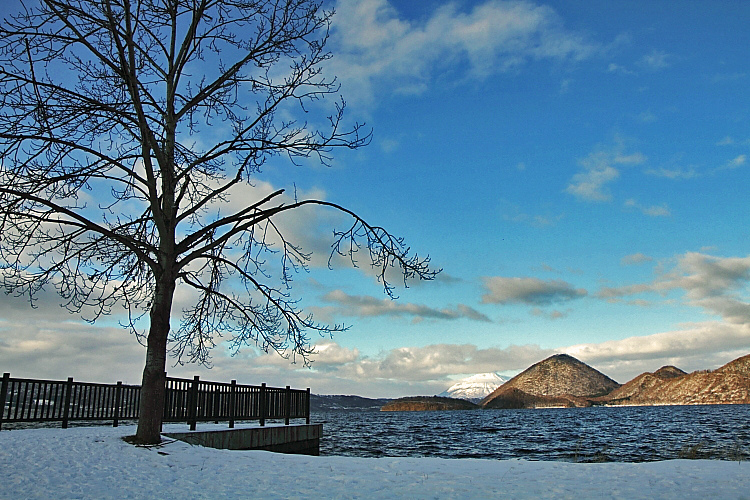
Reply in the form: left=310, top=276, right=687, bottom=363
left=601, top=354, right=750, bottom=406
left=310, top=394, right=392, bottom=412
left=380, top=397, right=479, bottom=411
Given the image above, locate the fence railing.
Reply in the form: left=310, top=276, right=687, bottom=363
left=0, top=372, right=310, bottom=431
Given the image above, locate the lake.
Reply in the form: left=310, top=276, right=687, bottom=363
left=313, top=404, right=750, bottom=462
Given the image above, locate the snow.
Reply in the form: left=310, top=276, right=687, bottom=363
left=1, top=425, right=749, bottom=499
left=438, top=372, right=509, bottom=401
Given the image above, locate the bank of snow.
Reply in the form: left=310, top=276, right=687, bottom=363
left=1, top=425, right=749, bottom=499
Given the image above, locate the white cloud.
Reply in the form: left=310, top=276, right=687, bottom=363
left=262, top=314, right=750, bottom=393
left=379, top=137, right=400, bottom=153
left=728, top=154, right=746, bottom=169
left=320, top=290, right=492, bottom=323
left=481, top=276, right=587, bottom=305
left=621, top=253, right=653, bottom=266
left=502, top=202, right=564, bottom=227
left=624, top=198, right=671, bottom=217
left=614, top=152, right=647, bottom=164
left=645, top=166, right=699, bottom=179
left=565, top=152, right=620, bottom=202
left=597, top=252, right=750, bottom=325
left=311, top=340, right=360, bottom=366
left=564, top=321, right=750, bottom=383
left=607, top=62, right=634, bottom=75
left=640, top=50, right=672, bottom=69
left=566, top=143, right=647, bottom=202
left=530, top=307, right=569, bottom=320
left=328, top=0, right=600, bottom=105
left=2, top=274, right=749, bottom=397
left=4, top=247, right=749, bottom=398
left=0, top=317, right=147, bottom=384
left=332, top=343, right=555, bottom=384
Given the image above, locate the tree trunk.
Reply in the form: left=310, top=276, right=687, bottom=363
left=134, top=277, right=176, bottom=444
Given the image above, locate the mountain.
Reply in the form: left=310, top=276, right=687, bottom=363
left=601, top=354, right=750, bottom=406
left=381, top=396, right=479, bottom=412
left=437, top=372, right=510, bottom=402
left=481, top=354, right=621, bottom=409
left=310, top=394, right=392, bottom=412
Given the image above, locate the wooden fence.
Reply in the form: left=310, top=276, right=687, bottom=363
left=0, top=373, right=310, bottom=431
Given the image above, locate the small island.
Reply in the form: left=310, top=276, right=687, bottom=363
left=381, top=396, right=479, bottom=411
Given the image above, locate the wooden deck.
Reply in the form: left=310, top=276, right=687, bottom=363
left=163, top=423, right=322, bottom=455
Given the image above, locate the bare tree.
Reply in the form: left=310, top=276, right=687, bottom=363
left=0, top=0, right=437, bottom=444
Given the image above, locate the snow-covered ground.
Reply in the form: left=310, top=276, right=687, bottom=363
left=1, top=425, right=749, bottom=499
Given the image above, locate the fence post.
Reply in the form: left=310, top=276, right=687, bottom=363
left=259, top=383, right=266, bottom=427
left=306, top=388, right=311, bottom=425
left=229, top=380, right=236, bottom=429
left=0, top=373, right=9, bottom=431
left=61, top=377, right=74, bottom=429
left=188, top=375, right=199, bottom=431
left=113, top=381, right=123, bottom=428
left=284, top=386, right=291, bottom=425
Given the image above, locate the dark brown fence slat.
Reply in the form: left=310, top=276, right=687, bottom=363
left=259, top=383, right=267, bottom=426
left=62, top=378, right=73, bottom=429
left=113, top=382, right=122, bottom=427
left=0, top=373, right=9, bottom=430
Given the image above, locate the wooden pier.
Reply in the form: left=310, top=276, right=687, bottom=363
left=163, top=424, right=322, bottom=455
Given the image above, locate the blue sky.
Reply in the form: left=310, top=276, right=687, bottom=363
left=1, top=0, right=750, bottom=398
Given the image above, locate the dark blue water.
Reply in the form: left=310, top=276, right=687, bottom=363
left=313, top=405, right=750, bottom=462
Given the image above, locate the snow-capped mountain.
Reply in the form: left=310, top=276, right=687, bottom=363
left=438, top=372, right=510, bottom=402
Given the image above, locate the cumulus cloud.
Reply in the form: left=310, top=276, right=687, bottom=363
left=216, top=180, right=347, bottom=268
left=565, top=146, right=645, bottom=202
left=5, top=247, right=749, bottom=398
left=481, top=277, right=587, bottom=305
left=311, top=340, right=360, bottom=367
left=332, top=343, right=555, bottom=383
left=328, top=0, right=600, bottom=105
left=0, top=319, right=147, bottom=384
left=211, top=179, right=437, bottom=294
left=597, top=252, right=750, bottom=325
left=565, top=321, right=750, bottom=383
left=565, top=153, right=619, bottom=202
left=270, top=316, right=750, bottom=393
left=3, top=280, right=749, bottom=397
left=321, top=290, right=491, bottom=323
left=211, top=341, right=560, bottom=396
